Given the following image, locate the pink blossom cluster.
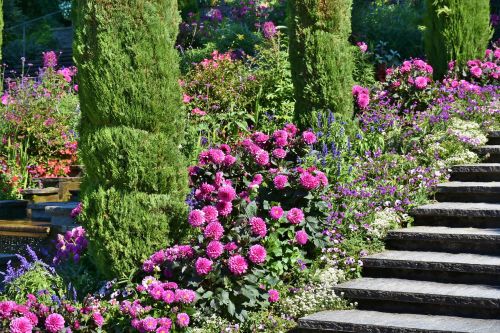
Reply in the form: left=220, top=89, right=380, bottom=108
left=455, top=48, right=500, bottom=84
left=352, top=85, right=370, bottom=109
left=53, top=226, right=88, bottom=264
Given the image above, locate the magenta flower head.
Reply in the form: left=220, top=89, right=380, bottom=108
left=10, top=317, right=33, bottom=333
left=208, top=148, right=226, bottom=164
left=273, top=130, right=288, bottom=147
left=228, top=255, right=249, bottom=275
left=300, top=172, right=320, bottom=190
left=201, top=206, right=219, bottom=223
left=302, top=131, right=317, bottom=145
left=0, top=300, right=16, bottom=318
left=414, top=76, right=428, bottom=89
left=357, top=93, right=370, bottom=109
left=287, top=208, right=305, bottom=224
left=218, top=185, right=237, bottom=202
left=248, top=244, right=267, bottom=264
left=195, top=257, right=213, bottom=276
left=204, top=222, right=224, bottom=240
left=470, top=66, right=482, bottom=78
left=43, top=51, right=58, bottom=68
left=295, top=230, right=309, bottom=245
left=255, top=149, right=270, bottom=166
left=176, top=313, right=190, bottom=328
left=262, top=21, right=277, bottom=39
left=272, top=148, right=287, bottom=159
left=216, top=200, right=233, bottom=217
left=268, top=289, right=280, bottom=302
left=45, top=313, right=65, bottom=333
left=206, top=240, right=224, bottom=259
left=188, top=209, right=205, bottom=227
left=273, top=174, right=288, bottom=190
left=269, top=206, right=284, bottom=220
left=356, top=41, right=368, bottom=53
left=249, top=217, right=267, bottom=237
left=92, top=313, right=104, bottom=327
left=142, top=316, right=158, bottom=332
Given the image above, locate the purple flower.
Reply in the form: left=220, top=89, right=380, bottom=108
left=262, top=21, right=277, bottom=39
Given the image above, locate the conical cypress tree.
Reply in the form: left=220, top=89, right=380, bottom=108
left=73, top=0, right=188, bottom=278
left=424, top=0, right=493, bottom=79
left=288, top=0, right=354, bottom=129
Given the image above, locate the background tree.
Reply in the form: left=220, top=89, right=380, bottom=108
left=0, top=0, right=3, bottom=61
left=73, top=0, right=188, bottom=278
left=288, top=0, right=354, bottom=128
left=424, top=0, right=493, bottom=79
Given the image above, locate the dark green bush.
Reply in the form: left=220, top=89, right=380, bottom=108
left=288, top=0, right=354, bottom=128
left=73, top=0, right=188, bottom=278
left=0, top=0, right=3, bottom=61
left=424, top=0, right=493, bottom=78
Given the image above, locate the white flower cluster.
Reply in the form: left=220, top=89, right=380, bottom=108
left=448, top=118, right=487, bottom=147
left=188, top=313, right=235, bottom=333
left=368, top=208, right=406, bottom=238
left=442, top=149, right=478, bottom=167
left=276, top=266, right=347, bottom=319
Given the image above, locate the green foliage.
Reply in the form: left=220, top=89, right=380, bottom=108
left=288, top=0, right=354, bottom=128
left=0, top=0, right=3, bottom=61
left=424, top=0, right=493, bottom=78
left=73, top=0, right=188, bottom=278
left=353, top=48, right=376, bottom=88
left=3, top=263, right=65, bottom=303
left=352, top=0, right=424, bottom=60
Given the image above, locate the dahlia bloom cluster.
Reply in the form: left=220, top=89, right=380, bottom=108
left=118, top=275, right=195, bottom=332
left=352, top=85, right=370, bottom=109
left=0, top=294, right=106, bottom=333
left=142, top=125, right=330, bottom=317
left=53, top=226, right=88, bottom=264
left=450, top=47, right=500, bottom=85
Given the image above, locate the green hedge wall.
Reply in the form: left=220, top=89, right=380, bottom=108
left=424, top=0, right=493, bottom=79
left=73, top=0, right=188, bottom=278
left=288, top=0, right=354, bottom=128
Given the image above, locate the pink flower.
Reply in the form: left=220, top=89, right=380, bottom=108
left=356, top=41, right=368, bottom=53
left=262, top=21, right=277, bottom=39
left=287, top=208, right=304, bottom=224
left=45, top=313, right=65, bottom=333
left=183, top=94, right=192, bottom=103
left=295, top=230, right=309, bottom=245
left=176, top=313, right=190, bottom=328
left=255, top=149, right=270, bottom=166
left=248, top=245, right=267, bottom=264
left=414, top=76, right=428, bottom=89
left=216, top=200, right=233, bottom=216
left=273, top=130, right=288, bottom=147
left=223, top=155, right=237, bottom=166
left=191, top=108, right=206, bottom=116
left=202, top=206, right=218, bottom=223
left=204, top=222, right=224, bottom=240
left=156, top=327, right=169, bottom=333
left=228, top=255, right=248, bottom=275
left=10, top=317, right=33, bottom=333
left=249, top=173, right=264, bottom=188
left=250, top=217, right=267, bottom=237
left=209, top=149, right=226, bottom=164
left=272, top=148, right=287, bottom=159
left=302, top=131, right=317, bottom=144
left=188, top=209, right=205, bottom=227
left=268, top=289, right=280, bottom=302
left=225, top=242, right=238, bottom=252
left=273, top=175, right=288, bottom=189
left=357, top=93, right=370, bottom=109
left=175, top=289, right=196, bottom=304
left=92, top=313, right=104, bottom=327
left=300, top=172, right=320, bottom=190
left=470, top=66, right=482, bottom=78
left=270, top=206, right=284, bottom=220
left=0, top=301, right=16, bottom=318
left=195, top=257, right=213, bottom=275
left=252, top=132, right=269, bottom=144
left=284, top=124, right=298, bottom=136
left=162, top=290, right=175, bottom=303
left=158, top=318, right=172, bottom=329
left=206, top=240, right=224, bottom=259
left=218, top=185, right=236, bottom=202
left=142, top=317, right=158, bottom=332
left=43, top=51, right=58, bottom=68
left=1, top=93, right=11, bottom=105
left=495, top=48, right=500, bottom=59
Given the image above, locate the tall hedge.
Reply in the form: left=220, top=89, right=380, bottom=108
left=288, top=0, right=354, bottom=128
left=0, top=0, right=3, bottom=61
left=73, top=0, right=188, bottom=278
left=424, top=0, right=493, bottom=79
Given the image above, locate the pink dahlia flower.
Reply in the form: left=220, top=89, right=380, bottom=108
left=202, top=206, right=219, bottom=223
left=218, top=185, right=237, bottom=202
left=356, top=41, right=368, bottom=53
left=228, top=255, right=248, bottom=275
left=142, top=316, right=157, bottom=332
left=357, top=93, right=370, bottom=109
left=162, top=290, right=175, bottom=303
left=216, top=200, right=233, bottom=217
left=287, top=208, right=305, bottom=224
left=273, top=130, right=288, bottom=147
left=195, top=257, right=213, bottom=275
left=295, top=230, right=309, bottom=245
left=188, top=209, right=205, bottom=227
left=204, top=222, right=224, bottom=240
left=269, top=206, right=284, bottom=220
left=470, top=66, right=483, bottom=78
left=268, top=289, right=280, bottom=302
left=206, top=240, right=224, bottom=259
left=272, top=148, right=287, bottom=159
left=10, top=317, right=33, bottom=333
left=302, top=131, right=317, bottom=144
left=249, top=217, right=267, bottom=237
left=255, top=149, right=270, bottom=166
left=300, top=172, right=320, bottom=190
left=176, top=313, right=190, bottom=328
left=45, top=313, right=65, bottom=333
left=414, top=76, right=428, bottom=89
left=248, top=245, right=267, bottom=264
left=273, top=175, right=288, bottom=190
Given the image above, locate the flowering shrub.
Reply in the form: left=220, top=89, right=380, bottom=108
left=53, top=226, right=88, bottom=264
left=447, top=47, right=500, bottom=85
left=141, top=125, right=330, bottom=320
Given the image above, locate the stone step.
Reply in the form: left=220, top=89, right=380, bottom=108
left=450, top=163, right=500, bottom=182
left=0, top=220, right=50, bottom=234
left=362, top=250, right=500, bottom=285
left=334, top=277, right=500, bottom=319
left=0, top=200, right=28, bottom=220
left=411, top=202, right=500, bottom=228
left=28, top=201, right=78, bottom=222
left=298, top=310, right=500, bottom=333
left=386, top=226, right=500, bottom=255
left=435, top=182, right=500, bottom=203
left=487, top=131, right=500, bottom=145
left=475, top=145, right=500, bottom=163
left=20, top=187, right=60, bottom=203
left=0, top=220, right=51, bottom=256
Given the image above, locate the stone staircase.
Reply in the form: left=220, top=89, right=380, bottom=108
left=298, top=132, right=500, bottom=332
left=0, top=177, right=81, bottom=270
